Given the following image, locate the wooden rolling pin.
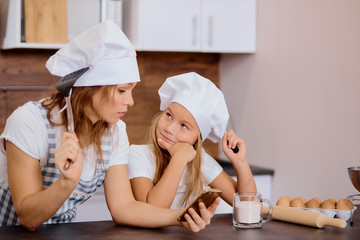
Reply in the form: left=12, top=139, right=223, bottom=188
left=263, top=206, right=346, bottom=228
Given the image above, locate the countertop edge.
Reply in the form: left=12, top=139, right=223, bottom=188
left=217, top=159, right=274, bottom=176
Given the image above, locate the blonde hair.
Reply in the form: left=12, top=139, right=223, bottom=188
left=149, top=112, right=206, bottom=208
left=41, top=85, right=117, bottom=161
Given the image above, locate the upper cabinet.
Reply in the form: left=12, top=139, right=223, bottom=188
left=0, top=0, right=66, bottom=49
left=201, top=0, right=256, bottom=53
left=123, top=0, right=257, bottom=53
left=0, top=0, right=122, bottom=49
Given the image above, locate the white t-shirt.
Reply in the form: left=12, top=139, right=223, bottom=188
left=128, top=144, right=223, bottom=209
left=0, top=101, right=129, bottom=189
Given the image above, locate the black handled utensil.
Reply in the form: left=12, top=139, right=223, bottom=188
left=226, top=129, right=239, bottom=153
left=56, top=67, right=89, bottom=170
left=232, top=145, right=239, bottom=153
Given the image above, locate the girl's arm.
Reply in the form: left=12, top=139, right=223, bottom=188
left=6, top=133, right=83, bottom=231
left=131, top=140, right=195, bottom=208
left=210, top=130, right=257, bottom=206
left=104, top=165, right=219, bottom=232
left=130, top=157, right=184, bottom=208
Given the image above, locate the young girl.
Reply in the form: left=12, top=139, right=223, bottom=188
left=0, top=20, right=218, bottom=232
left=128, top=72, right=257, bottom=211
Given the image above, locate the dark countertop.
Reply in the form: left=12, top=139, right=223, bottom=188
left=1, top=208, right=359, bottom=240
left=217, top=159, right=274, bottom=176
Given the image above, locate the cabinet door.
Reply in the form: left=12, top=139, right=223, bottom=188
left=139, top=0, right=201, bottom=51
left=201, top=0, right=256, bottom=53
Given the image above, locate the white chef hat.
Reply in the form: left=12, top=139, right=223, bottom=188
left=46, top=19, right=140, bottom=86
left=158, top=72, right=229, bottom=143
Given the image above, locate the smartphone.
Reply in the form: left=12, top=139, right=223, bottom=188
left=177, top=188, right=222, bottom=221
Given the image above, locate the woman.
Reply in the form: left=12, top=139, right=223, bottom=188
left=128, top=72, right=257, bottom=210
left=0, top=20, right=218, bottom=232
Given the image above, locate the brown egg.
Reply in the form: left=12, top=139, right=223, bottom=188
left=336, top=199, right=353, bottom=210
left=292, top=197, right=306, bottom=204
left=312, top=197, right=321, bottom=204
left=290, top=198, right=305, bottom=208
left=327, top=198, right=336, bottom=204
left=276, top=196, right=292, bottom=207
left=321, top=199, right=336, bottom=209
left=298, top=197, right=307, bottom=204
left=282, top=196, right=292, bottom=202
left=306, top=198, right=321, bottom=209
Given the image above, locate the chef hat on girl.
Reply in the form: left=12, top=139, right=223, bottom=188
left=158, top=72, right=229, bottom=143
left=46, top=19, right=140, bottom=86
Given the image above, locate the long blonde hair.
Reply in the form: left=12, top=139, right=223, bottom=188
left=149, top=112, right=206, bottom=207
left=41, top=85, right=117, bottom=161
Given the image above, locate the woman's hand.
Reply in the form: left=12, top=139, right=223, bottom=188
left=222, top=130, right=247, bottom=166
left=54, top=132, right=83, bottom=185
left=158, top=138, right=196, bottom=164
left=180, top=197, right=220, bottom=232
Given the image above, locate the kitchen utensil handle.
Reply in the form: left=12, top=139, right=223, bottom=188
left=226, top=130, right=239, bottom=153
left=64, top=97, right=74, bottom=170
left=319, top=215, right=346, bottom=228
left=232, top=146, right=239, bottom=153
left=65, top=97, right=74, bottom=133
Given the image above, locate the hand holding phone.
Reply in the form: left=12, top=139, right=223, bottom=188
left=177, top=188, right=222, bottom=221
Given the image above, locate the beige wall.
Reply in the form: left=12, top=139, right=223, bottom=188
left=220, top=0, right=360, bottom=202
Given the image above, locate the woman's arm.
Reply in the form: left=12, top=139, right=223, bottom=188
left=105, top=165, right=219, bottom=232
left=6, top=133, right=82, bottom=231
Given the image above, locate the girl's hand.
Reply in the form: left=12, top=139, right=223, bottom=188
left=54, top=132, right=83, bottom=185
left=222, top=130, right=247, bottom=165
left=180, top=197, right=220, bottom=232
left=158, top=138, right=196, bottom=164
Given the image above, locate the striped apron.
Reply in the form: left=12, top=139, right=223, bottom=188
left=0, top=102, right=111, bottom=226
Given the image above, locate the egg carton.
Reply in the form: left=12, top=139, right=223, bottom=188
left=293, top=206, right=357, bottom=221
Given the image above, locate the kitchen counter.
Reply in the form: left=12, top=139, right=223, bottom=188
left=75, top=161, right=275, bottom=221
left=217, top=159, right=275, bottom=176
left=215, top=160, right=274, bottom=214
left=1, top=207, right=358, bottom=240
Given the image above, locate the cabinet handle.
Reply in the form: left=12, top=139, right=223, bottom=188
left=192, top=15, right=197, bottom=47
left=208, top=16, right=213, bottom=47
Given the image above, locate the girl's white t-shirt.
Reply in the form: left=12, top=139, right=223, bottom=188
left=0, top=101, right=129, bottom=189
left=128, top=144, right=223, bottom=209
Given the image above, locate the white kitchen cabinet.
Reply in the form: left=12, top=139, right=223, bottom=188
left=74, top=187, right=112, bottom=222
left=0, top=0, right=122, bottom=49
left=123, top=0, right=201, bottom=51
left=215, top=175, right=273, bottom=214
left=75, top=171, right=272, bottom=221
left=122, top=0, right=256, bottom=53
left=201, top=0, right=256, bottom=53
left=0, top=0, right=65, bottom=49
